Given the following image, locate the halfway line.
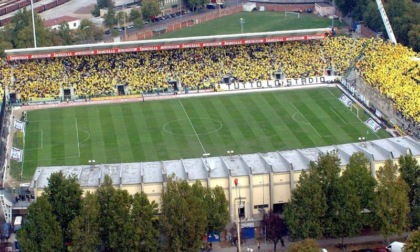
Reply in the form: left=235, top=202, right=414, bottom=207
left=289, top=101, right=322, bottom=138
left=178, top=99, right=207, bottom=154
left=75, top=118, right=81, bottom=157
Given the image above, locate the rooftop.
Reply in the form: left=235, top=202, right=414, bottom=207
left=43, top=15, right=79, bottom=27
left=30, top=136, right=417, bottom=189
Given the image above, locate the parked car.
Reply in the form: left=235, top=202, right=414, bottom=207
left=386, top=242, right=405, bottom=252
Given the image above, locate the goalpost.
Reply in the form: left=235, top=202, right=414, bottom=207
left=285, top=12, right=300, bottom=19
left=350, top=103, right=360, bottom=118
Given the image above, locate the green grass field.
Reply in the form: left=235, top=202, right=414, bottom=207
left=152, top=12, right=344, bottom=39
left=18, top=87, right=389, bottom=179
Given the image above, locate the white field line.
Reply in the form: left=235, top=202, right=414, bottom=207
left=329, top=107, right=348, bottom=124
left=325, top=87, right=380, bottom=139
left=75, top=118, right=81, bottom=157
left=289, top=101, right=322, bottom=138
left=178, top=99, right=207, bottom=154
left=40, top=130, right=43, bottom=149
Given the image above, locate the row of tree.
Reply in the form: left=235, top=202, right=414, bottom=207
left=16, top=152, right=420, bottom=251
left=0, top=9, right=106, bottom=56
left=333, top=0, right=420, bottom=51
left=0, top=0, right=157, bottom=55
left=282, top=152, right=420, bottom=247
left=17, top=173, right=229, bottom=252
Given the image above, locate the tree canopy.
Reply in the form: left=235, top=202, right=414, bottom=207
left=399, top=154, right=420, bottom=228
left=17, top=197, right=63, bottom=252
left=141, top=0, right=160, bottom=21
left=374, top=160, right=410, bottom=243
left=160, top=178, right=208, bottom=252
left=404, top=228, right=420, bottom=252
left=334, top=0, right=420, bottom=51
left=285, top=152, right=377, bottom=243
left=43, top=171, right=83, bottom=244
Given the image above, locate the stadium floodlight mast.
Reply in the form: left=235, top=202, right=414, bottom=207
left=203, top=153, right=210, bottom=157
left=30, top=0, right=37, bottom=48
left=88, top=160, right=96, bottom=167
left=240, top=18, right=245, bottom=33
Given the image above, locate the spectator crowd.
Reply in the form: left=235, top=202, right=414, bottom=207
left=0, top=37, right=419, bottom=123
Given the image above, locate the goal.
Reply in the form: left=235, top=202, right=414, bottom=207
left=285, top=12, right=300, bottom=19
left=350, top=103, right=360, bottom=118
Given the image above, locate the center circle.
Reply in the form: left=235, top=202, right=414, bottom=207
left=163, top=118, right=223, bottom=136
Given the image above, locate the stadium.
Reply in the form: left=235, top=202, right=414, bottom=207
left=0, top=2, right=419, bottom=246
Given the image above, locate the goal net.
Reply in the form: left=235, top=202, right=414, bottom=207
left=285, top=12, right=300, bottom=19
left=350, top=103, right=360, bottom=118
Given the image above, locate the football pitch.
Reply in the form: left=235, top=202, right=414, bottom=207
left=20, top=87, right=389, bottom=178
left=152, top=12, right=344, bottom=39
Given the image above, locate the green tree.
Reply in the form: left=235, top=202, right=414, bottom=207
left=284, top=170, right=326, bottom=240
left=117, top=11, right=128, bottom=29
left=9, top=9, right=54, bottom=48
left=160, top=177, right=207, bottom=252
left=43, top=171, right=83, bottom=246
left=103, top=5, right=117, bottom=28
left=404, top=228, right=420, bottom=252
left=207, top=186, right=229, bottom=233
left=309, top=152, right=342, bottom=237
left=76, top=19, right=104, bottom=43
left=407, top=24, right=420, bottom=52
left=335, top=0, right=356, bottom=17
left=57, top=22, right=73, bottom=45
left=399, top=154, right=420, bottom=229
left=129, top=192, right=160, bottom=251
left=329, top=176, right=362, bottom=246
left=0, top=29, right=13, bottom=56
left=342, top=153, right=376, bottom=211
left=129, top=8, right=142, bottom=22
left=185, top=0, right=208, bottom=12
left=96, top=175, right=133, bottom=251
left=374, top=160, right=410, bottom=243
left=341, top=152, right=377, bottom=228
left=287, top=239, right=320, bottom=252
left=91, top=4, right=101, bottom=17
left=69, top=192, right=100, bottom=252
left=17, top=197, right=63, bottom=252
left=141, top=0, right=160, bottom=21
left=97, top=0, right=114, bottom=9
left=133, top=18, right=144, bottom=29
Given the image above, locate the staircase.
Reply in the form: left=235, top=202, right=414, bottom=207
left=0, top=190, right=14, bottom=223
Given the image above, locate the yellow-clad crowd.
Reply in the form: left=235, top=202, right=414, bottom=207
left=0, top=37, right=419, bottom=121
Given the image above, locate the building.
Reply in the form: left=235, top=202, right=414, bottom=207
left=27, top=136, right=420, bottom=225
left=44, top=16, right=80, bottom=30
left=314, top=2, right=335, bottom=17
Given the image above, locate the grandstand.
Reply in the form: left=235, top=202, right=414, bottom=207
left=1, top=27, right=420, bottom=225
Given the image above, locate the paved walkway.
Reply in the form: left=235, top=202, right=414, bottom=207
left=211, top=233, right=408, bottom=252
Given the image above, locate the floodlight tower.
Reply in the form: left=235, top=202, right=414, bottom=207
left=374, top=0, right=397, bottom=44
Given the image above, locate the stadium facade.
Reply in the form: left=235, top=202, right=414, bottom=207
left=29, top=136, right=420, bottom=224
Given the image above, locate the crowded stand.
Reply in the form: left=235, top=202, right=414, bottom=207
left=0, top=37, right=419, bottom=124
